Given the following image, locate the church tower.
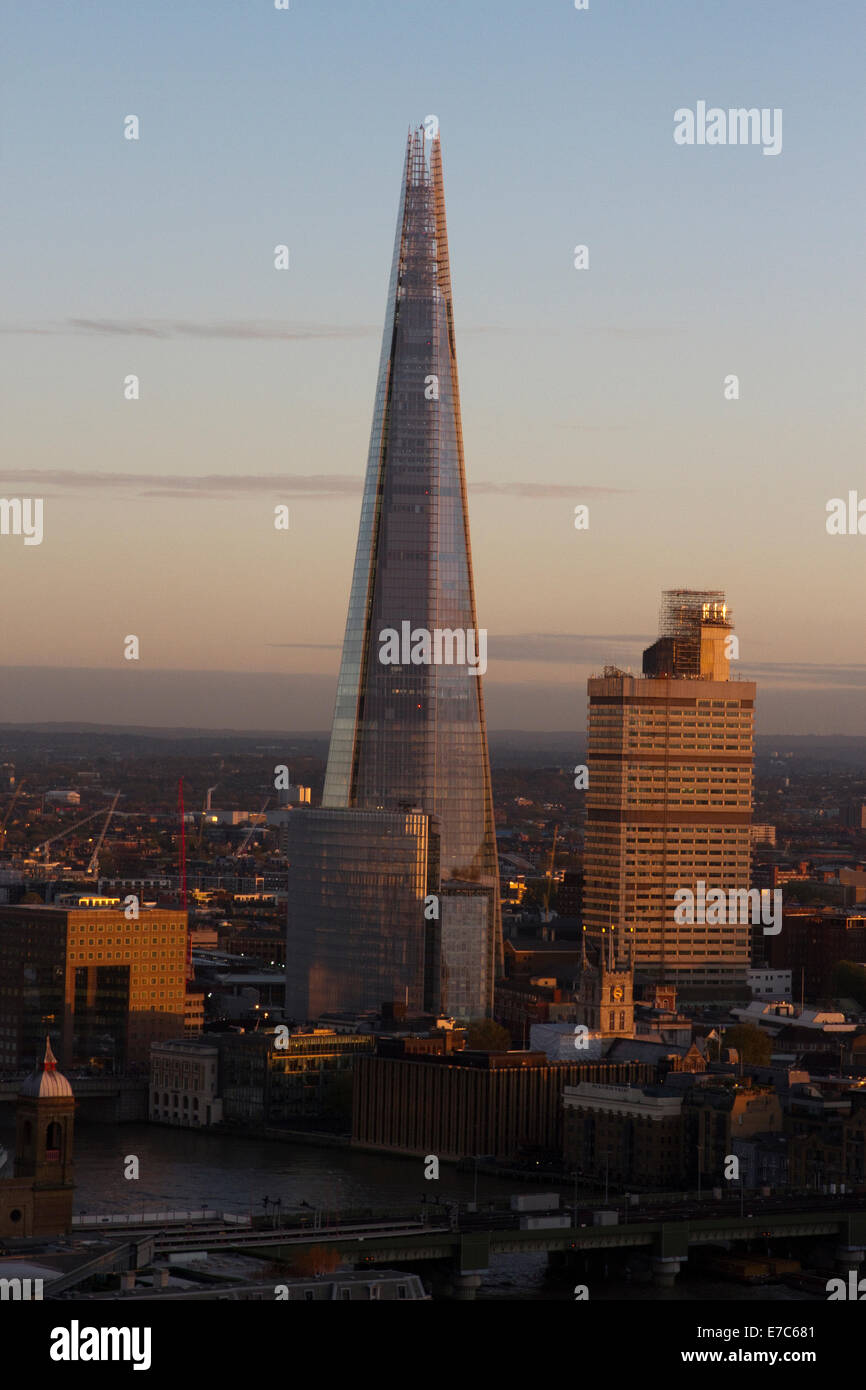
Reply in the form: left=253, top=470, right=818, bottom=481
left=576, top=936, right=635, bottom=1038
left=0, top=1037, right=76, bottom=1237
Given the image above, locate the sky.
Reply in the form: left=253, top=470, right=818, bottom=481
left=1, top=0, right=864, bottom=733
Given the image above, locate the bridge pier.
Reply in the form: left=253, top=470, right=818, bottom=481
left=446, top=1273, right=483, bottom=1301
left=834, top=1245, right=866, bottom=1276
left=651, top=1255, right=684, bottom=1288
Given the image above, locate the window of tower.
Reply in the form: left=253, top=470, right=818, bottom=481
left=46, top=1121, right=61, bottom=1160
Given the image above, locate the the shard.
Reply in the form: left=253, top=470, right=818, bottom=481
left=285, top=127, right=501, bottom=1022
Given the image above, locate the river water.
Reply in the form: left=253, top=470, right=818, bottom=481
left=0, top=1116, right=816, bottom=1301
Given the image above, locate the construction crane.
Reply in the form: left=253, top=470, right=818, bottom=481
left=32, top=803, right=117, bottom=862
left=542, top=823, right=560, bottom=922
left=196, top=785, right=219, bottom=852
left=234, top=797, right=271, bottom=858
left=0, top=779, right=25, bottom=852
left=86, top=792, right=121, bottom=877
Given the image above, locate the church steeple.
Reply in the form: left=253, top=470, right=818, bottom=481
left=1, top=1037, right=75, bottom=1238
left=15, top=1036, right=75, bottom=1189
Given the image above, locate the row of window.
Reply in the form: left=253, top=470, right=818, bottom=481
left=153, top=1092, right=201, bottom=1108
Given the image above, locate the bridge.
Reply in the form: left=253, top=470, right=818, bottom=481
left=0, top=1073, right=147, bottom=1120
left=73, top=1197, right=866, bottom=1298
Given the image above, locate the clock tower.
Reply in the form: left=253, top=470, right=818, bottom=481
left=576, top=934, right=634, bottom=1038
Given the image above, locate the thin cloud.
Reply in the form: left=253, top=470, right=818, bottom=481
left=472, top=482, right=630, bottom=497
left=590, top=323, right=681, bottom=338
left=0, top=470, right=629, bottom=500
left=554, top=422, right=635, bottom=433
left=1, top=317, right=509, bottom=341
left=487, top=642, right=866, bottom=692
left=490, top=634, right=647, bottom=662
left=0, top=470, right=364, bottom=497
left=741, top=662, right=866, bottom=689
left=1, top=318, right=379, bottom=341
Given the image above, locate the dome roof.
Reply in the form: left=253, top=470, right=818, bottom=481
left=18, top=1038, right=74, bottom=1099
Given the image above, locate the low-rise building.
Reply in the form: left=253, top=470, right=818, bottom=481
left=562, top=1077, right=783, bottom=1190
left=217, top=1028, right=375, bottom=1128
left=149, top=1039, right=222, bottom=1127
left=747, top=967, right=792, bottom=1001
left=563, top=1083, right=685, bottom=1188
left=352, top=1043, right=656, bottom=1160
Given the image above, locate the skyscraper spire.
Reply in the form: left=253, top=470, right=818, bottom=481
left=286, top=128, right=501, bottom=1020
left=322, top=125, right=501, bottom=968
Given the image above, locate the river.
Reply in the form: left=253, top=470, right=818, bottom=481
left=0, top=1115, right=817, bottom=1301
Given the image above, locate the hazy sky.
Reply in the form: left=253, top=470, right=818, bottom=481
left=1, top=0, right=864, bottom=733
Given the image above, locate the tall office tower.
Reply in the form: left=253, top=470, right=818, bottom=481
left=0, top=903, right=188, bottom=1069
left=584, top=590, right=756, bottom=988
left=286, top=128, right=500, bottom=1021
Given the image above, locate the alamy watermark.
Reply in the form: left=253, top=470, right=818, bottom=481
left=674, top=881, right=782, bottom=935
left=0, top=497, right=43, bottom=545
left=378, top=622, right=487, bottom=676
left=674, top=102, right=782, bottom=157
left=826, top=492, right=866, bottom=535
left=50, top=1323, right=151, bottom=1371
left=1, top=1278, right=43, bottom=1300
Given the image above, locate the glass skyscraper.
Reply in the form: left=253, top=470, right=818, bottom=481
left=286, top=127, right=501, bottom=1022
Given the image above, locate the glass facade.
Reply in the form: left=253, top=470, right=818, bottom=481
left=285, top=808, right=430, bottom=1019
left=434, top=885, right=493, bottom=1021
left=302, top=128, right=501, bottom=1017
left=72, top=965, right=129, bottom=1071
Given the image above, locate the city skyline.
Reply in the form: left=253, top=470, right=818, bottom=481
left=1, top=1, right=864, bottom=736
left=1, top=0, right=865, bottom=1326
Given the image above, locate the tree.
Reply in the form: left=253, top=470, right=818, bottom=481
left=832, top=960, right=866, bottom=1010
left=465, top=1019, right=512, bottom=1051
left=723, top=1023, right=772, bottom=1066
left=289, top=1246, right=341, bottom=1277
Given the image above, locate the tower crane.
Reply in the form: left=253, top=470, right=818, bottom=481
left=196, top=785, right=219, bottom=852
left=234, top=797, right=271, bottom=858
left=542, top=823, right=560, bottom=923
left=0, top=779, right=25, bottom=852
left=32, top=803, right=116, bottom=862
left=86, top=792, right=122, bottom=876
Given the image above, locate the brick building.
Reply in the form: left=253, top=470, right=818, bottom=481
left=352, top=1044, right=656, bottom=1159
left=563, top=1080, right=783, bottom=1190
left=762, top=907, right=866, bottom=999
